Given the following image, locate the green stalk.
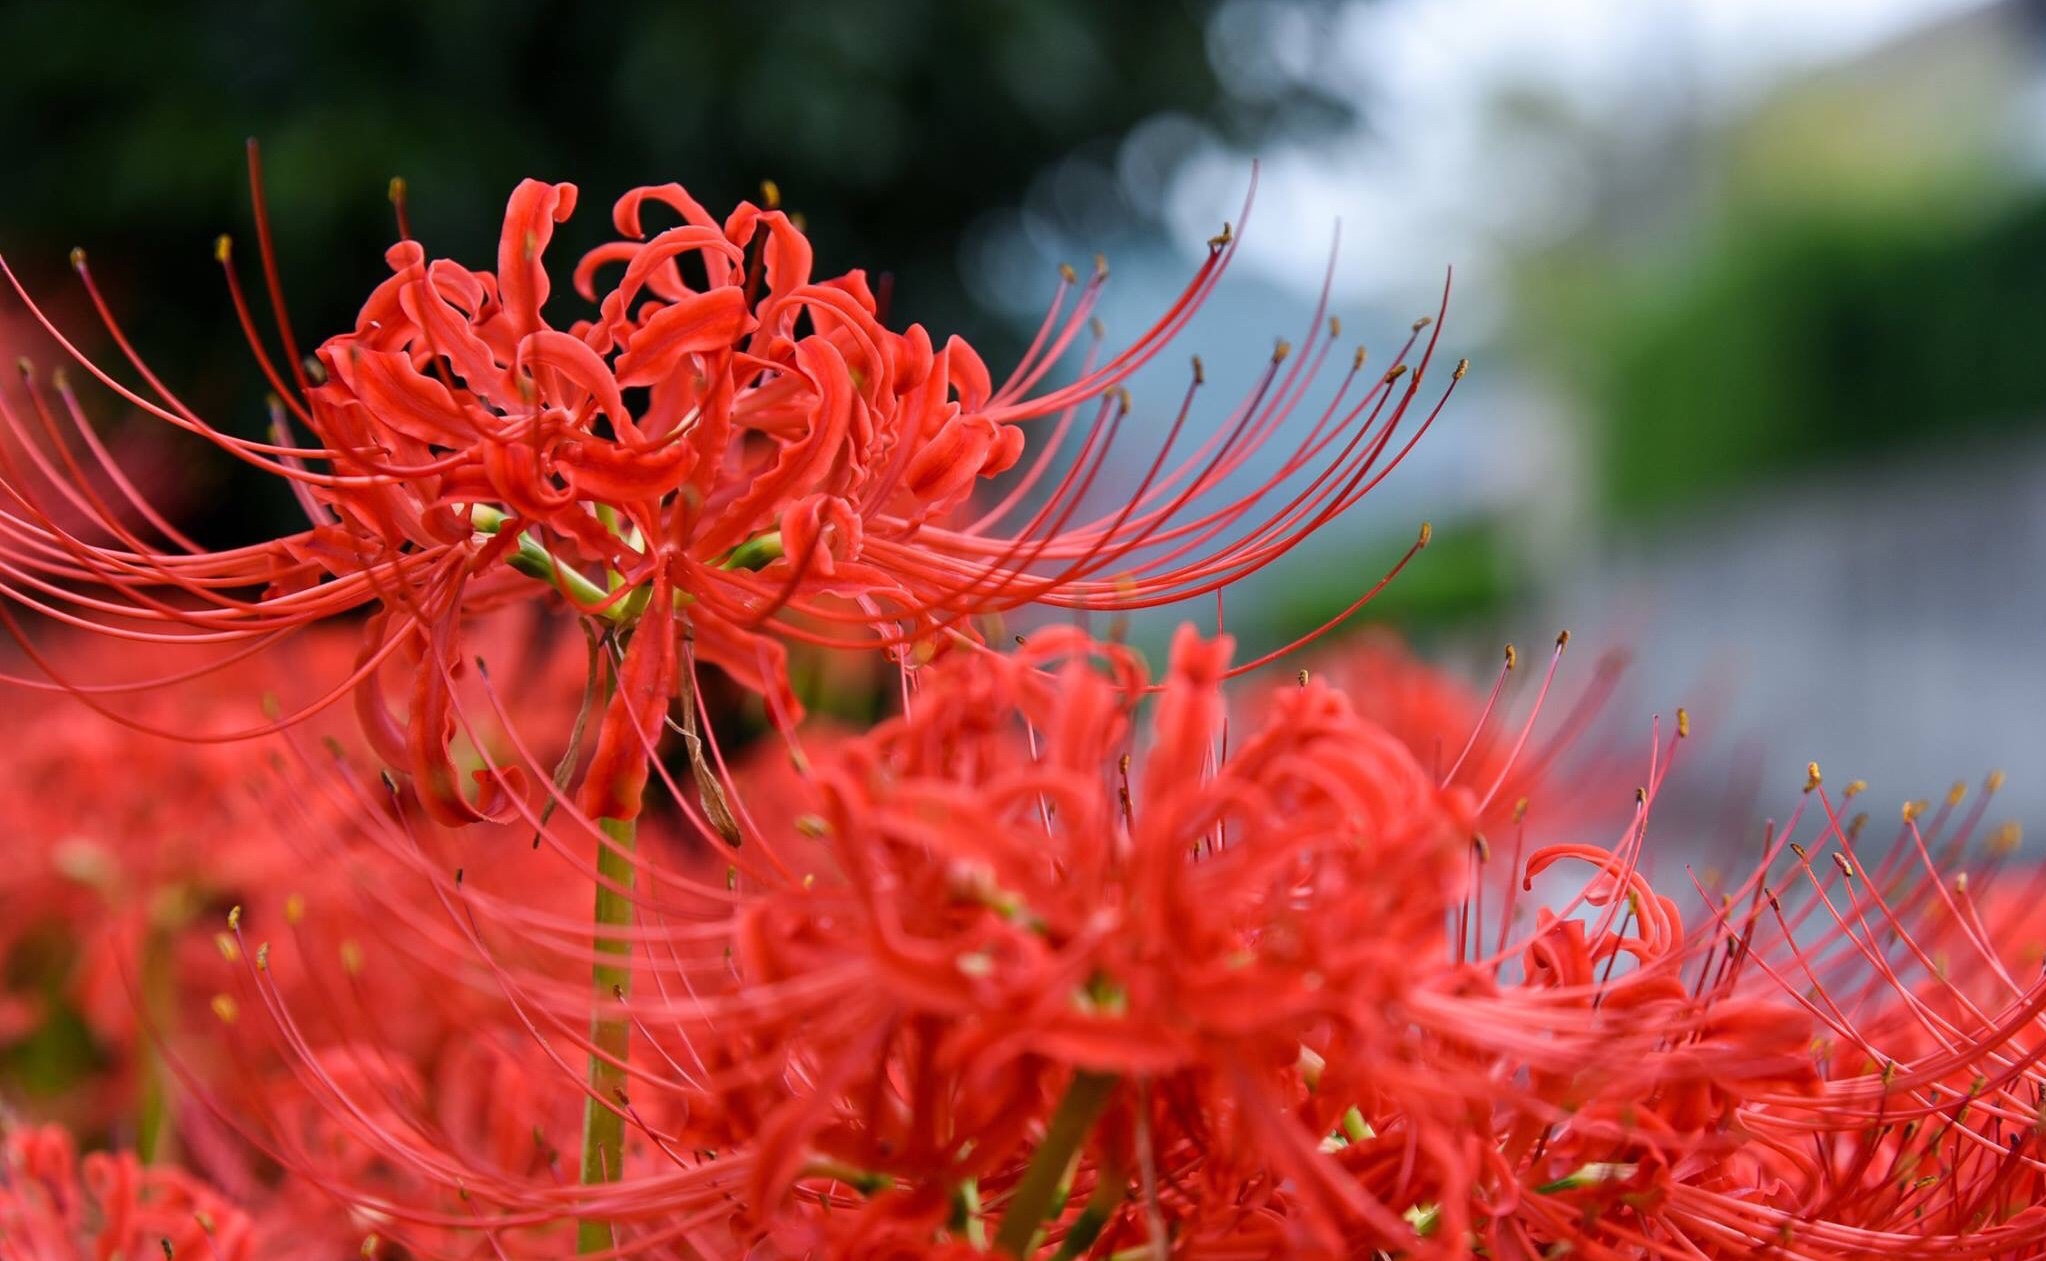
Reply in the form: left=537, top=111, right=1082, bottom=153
left=993, top=1070, right=1118, bottom=1258
left=135, top=922, right=174, bottom=1163
left=578, top=815, right=637, bottom=1254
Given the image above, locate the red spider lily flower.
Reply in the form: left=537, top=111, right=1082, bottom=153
left=0, top=1121, right=258, bottom=1260
left=1650, top=776, right=2046, bottom=1258
left=1407, top=761, right=2046, bottom=1261
left=0, top=616, right=649, bottom=1257
left=0, top=153, right=1463, bottom=828
left=707, top=624, right=1483, bottom=1255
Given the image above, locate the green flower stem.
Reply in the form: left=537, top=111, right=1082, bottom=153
left=135, top=923, right=174, bottom=1163
left=994, top=1070, right=1118, bottom=1258
left=578, top=815, right=637, bottom=1255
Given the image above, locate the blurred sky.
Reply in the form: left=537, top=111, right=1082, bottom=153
left=970, top=0, right=2046, bottom=834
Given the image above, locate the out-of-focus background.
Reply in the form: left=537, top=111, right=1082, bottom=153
left=4, top=0, right=2042, bottom=824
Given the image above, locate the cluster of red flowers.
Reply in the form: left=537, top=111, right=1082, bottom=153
left=0, top=164, right=2040, bottom=1260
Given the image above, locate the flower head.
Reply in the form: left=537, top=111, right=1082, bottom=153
left=0, top=161, right=1463, bottom=829
left=0, top=1122, right=257, bottom=1260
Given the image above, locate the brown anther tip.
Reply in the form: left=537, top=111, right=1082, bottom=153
left=1831, top=853, right=1856, bottom=880
left=1089, top=252, right=1109, bottom=280
left=1272, top=339, right=1292, bottom=363
left=1513, top=797, right=1530, bottom=821
left=1947, top=780, right=1967, bottom=807
left=1902, top=800, right=1925, bottom=823
left=1555, top=630, right=1571, bottom=648
left=1352, top=345, right=1368, bottom=370
left=1453, top=358, right=1470, bottom=380
left=1848, top=811, right=1868, bottom=838
left=1804, top=762, right=1822, bottom=793
left=1635, top=786, right=1647, bottom=805
left=227, top=905, right=242, bottom=931
left=1417, top=521, right=1433, bottom=547
left=387, top=176, right=407, bottom=203
left=1473, top=834, right=1491, bottom=862
left=1987, top=769, right=2008, bottom=793
left=1118, top=752, right=1131, bottom=774
left=1114, top=385, right=1132, bottom=417
left=1412, top=315, right=1433, bottom=332
left=1992, top=821, right=2022, bottom=854
left=1504, top=644, right=1518, bottom=670
left=214, top=234, right=233, bottom=263
left=1059, top=262, right=1078, bottom=285
left=68, top=246, right=87, bottom=270
left=1676, top=707, right=1690, bottom=738
left=1384, top=364, right=1408, bottom=384
left=1955, top=871, right=1970, bottom=895
left=760, top=179, right=782, bottom=209
left=1014, top=634, right=1026, bottom=646
left=453, top=868, right=464, bottom=887
left=1191, top=354, right=1205, bottom=385
left=1789, top=841, right=1807, bottom=859
left=255, top=943, right=269, bottom=971
left=1209, top=222, right=1235, bottom=248
left=1088, top=316, right=1106, bottom=340
left=612, top=983, right=625, bottom=1002
left=1843, top=779, right=1867, bottom=799
left=1326, top=315, right=1342, bottom=339
left=14, top=357, right=31, bottom=379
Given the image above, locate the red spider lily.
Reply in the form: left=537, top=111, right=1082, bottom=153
left=1398, top=755, right=2046, bottom=1261
left=0, top=1121, right=257, bottom=1260
left=0, top=152, right=1463, bottom=829
left=0, top=616, right=651, bottom=1258
left=1644, top=776, right=2046, bottom=1259
left=706, top=625, right=1488, bottom=1255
